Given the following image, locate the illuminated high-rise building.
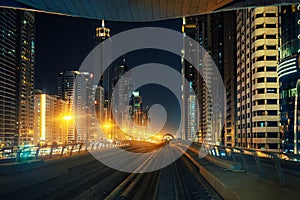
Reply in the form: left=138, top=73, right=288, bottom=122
left=182, top=12, right=234, bottom=144
left=94, top=85, right=105, bottom=122
left=223, top=12, right=237, bottom=147
left=181, top=16, right=198, bottom=141
left=58, top=71, right=76, bottom=143
left=0, top=8, right=35, bottom=146
left=94, top=20, right=111, bottom=102
left=58, top=70, right=95, bottom=143
left=74, top=72, right=94, bottom=143
left=187, top=82, right=198, bottom=141
left=34, top=90, right=68, bottom=145
left=112, top=59, right=133, bottom=134
left=236, top=7, right=281, bottom=151
left=129, top=91, right=150, bottom=139
left=278, top=4, right=300, bottom=154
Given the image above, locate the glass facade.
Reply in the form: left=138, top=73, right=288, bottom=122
left=279, top=4, right=300, bottom=154
left=0, top=8, right=35, bottom=146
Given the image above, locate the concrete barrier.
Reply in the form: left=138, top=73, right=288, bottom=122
left=187, top=145, right=243, bottom=172
left=204, top=155, right=242, bottom=172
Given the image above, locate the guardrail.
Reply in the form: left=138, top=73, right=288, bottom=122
left=0, top=141, right=127, bottom=163
left=193, top=143, right=300, bottom=188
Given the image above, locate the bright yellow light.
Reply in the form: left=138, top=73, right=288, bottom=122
left=64, top=115, right=72, bottom=121
left=41, top=94, right=46, bottom=141
left=103, top=122, right=112, bottom=129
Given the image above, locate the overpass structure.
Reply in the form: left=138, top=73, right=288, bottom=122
left=0, top=141, right=300, bottom=199
left=0, top=0, right=299, bottom=21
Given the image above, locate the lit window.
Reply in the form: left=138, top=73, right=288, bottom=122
left=267, top=88, right=277, bottom=93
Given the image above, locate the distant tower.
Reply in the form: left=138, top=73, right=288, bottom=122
left=94, top=20, right=112, bottom=121
left=95, top=20, right=110, bottom=45
left=74, top=72, right=94, bottom=143
left=95, top=85, right=105, bottom=121
left=112, top=57, right=134, bottom=133
left=95, top=19, right=111, bottom=88
left=58, top=71, right=77, bottom=143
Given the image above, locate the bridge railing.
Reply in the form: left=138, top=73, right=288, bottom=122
left=0, top=141, right=128, bottom=163
left=193, top=142, right=300, bottom=188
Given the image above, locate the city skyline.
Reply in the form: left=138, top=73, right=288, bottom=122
left=0, top=4, right=299, bottom=149
left=1, top=2, right=300, bottom=199
left=35, top=12, right=182, bottom=95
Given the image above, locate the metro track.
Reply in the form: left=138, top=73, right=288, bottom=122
left=0, top=143, right=222, bottom=200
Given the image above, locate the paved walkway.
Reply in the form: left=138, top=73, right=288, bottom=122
left=187, top=149, right=300, bottom=200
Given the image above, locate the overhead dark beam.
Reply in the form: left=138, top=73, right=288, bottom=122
left=0, top=0, right=298, bottom=22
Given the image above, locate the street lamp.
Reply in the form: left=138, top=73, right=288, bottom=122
left=64, top=115, right=72, bottom=143
left=103, top=120, right=115, bottom=140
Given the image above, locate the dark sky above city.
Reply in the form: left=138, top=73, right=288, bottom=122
left=35, top=13, right=182, bottom=94
left=35, top=13, right=182, bottom=133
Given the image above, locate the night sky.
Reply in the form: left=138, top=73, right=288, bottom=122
left=35, top=13, right=182, bottom=94
left=35, top=13, right=182, bottom=133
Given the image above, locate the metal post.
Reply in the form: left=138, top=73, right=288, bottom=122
left=78, top=143, right=82, bottom=154
left=49, top=147, right=53, bottom=158
left=239, top=149, right=249, bottom=171
left=229, top=148, right=237, bottom=162
left=16, top=147, right=21, bottom=162
left=272, top=154, right=286, bottom=187
left=35, top=147, right=40, bottom=160
left=61, top=145, right=66, bottom=157
left=254, top=152, right=264, bottom=178
left=70, top=144, right=75, bottom=156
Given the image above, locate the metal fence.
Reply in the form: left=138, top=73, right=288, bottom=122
left=0, top=142, right=127, bottom=163
left=194, top=143, right=300, bottom=188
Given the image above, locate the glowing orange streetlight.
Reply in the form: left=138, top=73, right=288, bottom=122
left=64, top=115, right=72, bottom=143
left=103, top=122, right=112, bottom=129
left=63, top=115, right=72, bottom=121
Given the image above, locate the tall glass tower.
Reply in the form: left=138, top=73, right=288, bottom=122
left=0, top=8, right=35, bottom=147
left=278, top=4, right=300, bottom=154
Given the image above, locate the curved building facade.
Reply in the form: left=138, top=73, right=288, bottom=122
left=236, top=7, right=281, bottom=151
left=278, top=4, right=300, bottom=154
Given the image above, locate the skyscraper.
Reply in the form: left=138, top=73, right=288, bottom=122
left=74, top=72, right=94, bottom=143
left=128, top=91, right=150, bottom=139
left=0, top=8, right=35, bottom=147
left=58, top=71, right=76, bottom=143
left=182, top=12, right=234, bottom=144
left=94, top=85, right=105, bottom=122
left=223, top=12, right=237, bottom=147
left=94, top=19, right=113, bottom=127
left=187, top=82, right=198, bottom=141
left=236, top=7, right=281, bottom=151
left=278, top=4, right=300, bottom=154
left=181, top=16, right=198, bottom=141
left=112, top=59, right=133, bottom=135
left=34, top=90, right=68, bottom=145
left=58, top=70, right=95, bottom=143
left=94, top=20, right=111, bottom=103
